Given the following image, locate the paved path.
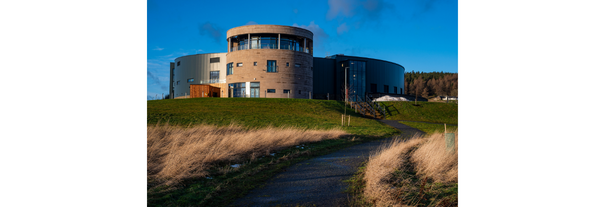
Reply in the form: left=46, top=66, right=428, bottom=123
left=231, top=120, right=425, bottom=207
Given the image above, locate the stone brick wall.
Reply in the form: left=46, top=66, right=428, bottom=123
left=225, top=25, right=314, bottom=99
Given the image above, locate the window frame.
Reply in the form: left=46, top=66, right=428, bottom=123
left=227, top=62, right=233, bottom=75
left=237, top=62, right=243, bottom=67
left=267, top=60, right=277, bottom=73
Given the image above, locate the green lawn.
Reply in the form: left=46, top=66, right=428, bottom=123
left=148, top=98, right=398, bottom=136
left=399, top=121, right=458, bottom=134
left=379, top=101, right=458, bottom=125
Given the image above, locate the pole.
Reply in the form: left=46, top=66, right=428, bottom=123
left=348, top=115, right=350, bottom=127
left=344, top=67, right=348, bottom=118
left=328, top=93, right=329, bottom=100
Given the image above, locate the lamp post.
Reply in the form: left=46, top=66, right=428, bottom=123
left=344, top=66, right=349, bottom=118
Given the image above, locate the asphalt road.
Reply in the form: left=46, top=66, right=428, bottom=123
left=231, top=120, right=424, bottom=207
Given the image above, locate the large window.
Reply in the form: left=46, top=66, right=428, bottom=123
left=250, top=36, right=277, bottom=49
left=209, top=57, right=220, bottom=63
left=227, top=63, right=233, bottom=75
left=267, top=60, right=277, bottom=72
left=228, top=82, right=246, bottom=97
left=279, top=35, right=303, bottom=52
left=346, top=61, right=367, bottom=101
left=210, top=71, right=219, bottom=83
left=267, top=89, right=276, bottom=93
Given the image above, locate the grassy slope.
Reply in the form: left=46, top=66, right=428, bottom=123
left=147, top=98, right=400, bottom=206
left=148, top=98, right=398, bottom=136
left=378, top=101, right=458, bottom=125
left=398, top=121, right=458, bottom=134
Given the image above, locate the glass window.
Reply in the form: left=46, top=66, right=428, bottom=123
left=237, top=63, right=243, bottom=67
left=210, top=71, right=219, bottom=83
left=267, top=60, right=277, bottom=72
left=295, top=63, right=301, bottom=68
left=177, top=61, right=180, bottom=66
left=394, top=86, right=397, bottom=94
left=283, top=89, right=290, bottom=94
left=227, top=63, right=233, bottom=75
left=254, top=62, right=257, bottom=66
left=177, top=81, right=180, bottom=85
left=384, top=85, right=389, bottom=93
left=286, top=62, right=289, bottom=67
left=250, top=82, right=260, bottom=87
left=267, top=89, right=276, bottom=93
left=187, top=78, right=194, bottom=83
left=210, top=57, right=220, bottom=63
left=299, top=90, right=301, bottom=94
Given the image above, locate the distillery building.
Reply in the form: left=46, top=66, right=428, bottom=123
left=169, top=25, right=405, bottom=100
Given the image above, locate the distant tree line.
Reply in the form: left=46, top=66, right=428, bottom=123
left=405, top=71, right=458, bottom=99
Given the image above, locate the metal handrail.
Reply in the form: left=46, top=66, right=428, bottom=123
left=356, top=95, right=375, bottom=118
left=366, top=94, right=385, bottom=117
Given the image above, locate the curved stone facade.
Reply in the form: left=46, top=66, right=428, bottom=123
left=225, top=25, right=313, bottom=98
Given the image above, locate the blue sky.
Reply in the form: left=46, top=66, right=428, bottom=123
left=147, top=0, right=458, bottom=99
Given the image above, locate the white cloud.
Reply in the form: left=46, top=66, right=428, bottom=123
left=152, top=46, right=164, bottom=51
left=337, top=23, right=350, bottom=35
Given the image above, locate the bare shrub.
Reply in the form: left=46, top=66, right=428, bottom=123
left=363, top=131, right=458, bottom=206
left=147, top=124, right=347, bottom=186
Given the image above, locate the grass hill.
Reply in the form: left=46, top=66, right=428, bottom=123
left=148, top=98, right=399, bottom=136
left=379, top=101, right=458, bottom=124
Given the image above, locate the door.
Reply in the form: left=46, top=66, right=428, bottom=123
left=251, top=88, right=259, bottom=98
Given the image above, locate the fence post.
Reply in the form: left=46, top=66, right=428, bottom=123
left=445, top=123, right=455, bottom=154
left=348, top=115, right=350, bottom=127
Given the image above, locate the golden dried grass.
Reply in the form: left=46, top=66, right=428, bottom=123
left=412, top=131, right=458, bottom=183
left=147, top=124, right=347, bottom=185
left=363, top=131, right=458, bottom=206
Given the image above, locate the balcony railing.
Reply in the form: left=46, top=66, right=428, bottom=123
left=200, top=79, right=226, bottom=84
left=230, top=44, right=310, bottom=53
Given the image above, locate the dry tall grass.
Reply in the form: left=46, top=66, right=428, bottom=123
left=364, top=131, right=458, bottom=206
left=147, top=124, right=347, bottom=186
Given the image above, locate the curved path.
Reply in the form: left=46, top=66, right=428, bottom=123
left=231, top=120, right=424, bottom=206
